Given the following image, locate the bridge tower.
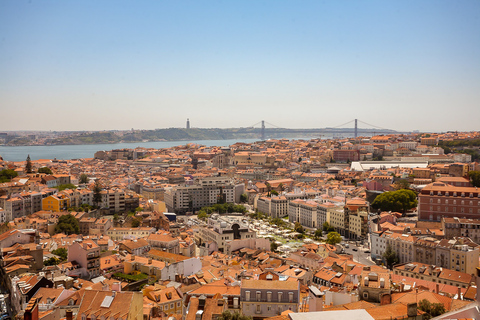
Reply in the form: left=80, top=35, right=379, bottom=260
left=261, top=120, right=265, bottom=140
left=354, top=119, right=358, bottom=138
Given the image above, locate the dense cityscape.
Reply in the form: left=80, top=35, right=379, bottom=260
left=0, top=130, right=479, bottom=320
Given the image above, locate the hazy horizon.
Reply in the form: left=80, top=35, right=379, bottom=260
left=1, top=1, right=479, bottom=132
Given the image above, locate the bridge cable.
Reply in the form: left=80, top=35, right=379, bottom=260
left=329, top=119, right=355, bottom=129
left=357, top=119, right=389, bottom=130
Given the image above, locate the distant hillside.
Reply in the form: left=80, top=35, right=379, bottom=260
left=4, top=127, right=398, bottom=146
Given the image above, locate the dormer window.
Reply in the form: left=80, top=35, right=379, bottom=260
left=446, top=192, right=449, bottom=196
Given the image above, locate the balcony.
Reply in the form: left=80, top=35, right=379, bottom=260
left=87, top=253, right=99, bottom=260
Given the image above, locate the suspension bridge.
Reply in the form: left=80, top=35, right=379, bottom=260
left=247, top=119, right=402, bottom=140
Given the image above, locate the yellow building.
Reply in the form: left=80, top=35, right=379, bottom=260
left=42, top=194, right=70, bottom=211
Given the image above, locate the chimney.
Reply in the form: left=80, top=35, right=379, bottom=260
left=148, top=258, right=152, bottom=265
left=112, top=282, right=121, bottom=292
left=458, top=286, right=462, bottom=300
left=131, top=254, right=135, bottom=261
left=435, top=283, right=439, bottom=294
left=66, top=310, right=73, bottom=320
left=407, top=303, right=417, bottom=317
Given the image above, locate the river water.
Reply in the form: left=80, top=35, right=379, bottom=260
left=0, top=138, right=261, bottom=162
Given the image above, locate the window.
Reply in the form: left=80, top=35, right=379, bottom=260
left=289, top=292, right=294, bottom=303
left=256, top=291, right=261, bottom=301
left=278, top=292, right=283, bottom=301
left=170, top=303, right=174, bottom=309
left=256, top=305, right=261, bottom=314
left=245, top=291, right=250, bottom=301
left=267, top=291, right=272, bottom=302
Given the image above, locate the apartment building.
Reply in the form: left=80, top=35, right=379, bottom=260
left=333, top=150, right=360, bottom=163
left=1, top=192, right=42, bottom=220
left=106, top=227, right=156, bottom=241
left=42, top=194, right=70, bottom=212
left=370, top=231, right=416, bottom=264
left=146, top=232, right=180, bottom=254
left=418, top=182, right=480, bottom=221
left=197, top=215, right=256, bottom=253
left=240, top=279, right=300, bottom=318
left=165, top=178, right=244, bottom=214
left=435, top=238, right=479, bottom=275
left=101, top=189, right=126, bottom=214
left=442, top=217, right=480, bottom=242
left=67, top=239, right=101, bottom=278
left=393, top=262, right=474, bottom=288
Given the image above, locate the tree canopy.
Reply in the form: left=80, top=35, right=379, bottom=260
left=294, top=222, right=304, bottom=234
left=131, top=218, right=141, bottom=228
left=52, top=248, right=68, bottom=261
left=383, top=244, right=399, bottom=269
left=217, top=310, right=252, bottom=320
left=79, top=173, right=89, bottom=184
left=38, top=167, right=53, bottom=174
left=55, top=214, right=79, bottom=235
left=326, top=231, right=342, bottom=245
left=56, top=183, right=77, bottom=191
left=469, top=171, right=480, bottom=188
left=93, top=180, right=102, bottom=208
left=323, top=222, right=335, bottom=233
left=0, top=169, right=18, bottom=183
left=25, top=154, right=32, bottom=173
left=418, top=299, right=446, bottom=319
left=371, top=189, right=418, bottom=214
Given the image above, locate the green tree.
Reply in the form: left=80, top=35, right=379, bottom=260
left=270, top=241, right=279, bottom=252
left=240, top=193, right=248, bottom=203
left=131, top=218, right=141, bottom=228
left=56, top=183, right=77, bottom=191
left=371, top=189, right=418, bottom=214
left=0, top=169, right=18, bottom=183
left=393, top=179, right=411, bottom=191
left=323, top=222, right=335, bottom=233
left=25, top=154, right=32, bottom=173
left=294, top=222, right=304, bottom=234
left=314, top=229, right=323, bottom=239
left=38, top=167, right=52, bottom=174
left=326, top=232, right=342, bottom=245
left=197, top=211, right=208, bottom=221
left=418, top=299, right=446, bottom=319
left=79, top=173, right=89, bottom=184
left=468, top=171, right=480, bottom=188
left=270, top=190, right=279, bottom=196
left=55, top=214, right=80, bottom=235
left=93, top=180, right=102, bottom=208
left=52, top=248, right=68, bottom=261
left=383, top=244, right=399, bottom=269
left=44, top=257, right=60, bottom=266
left=217, top=310, right=252, bottom=320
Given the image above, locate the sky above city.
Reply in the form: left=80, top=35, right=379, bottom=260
left=0, top=0, right=479, bottom=132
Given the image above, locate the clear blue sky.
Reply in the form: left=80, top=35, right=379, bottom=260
left=1, top=0, right=479, bottom=132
